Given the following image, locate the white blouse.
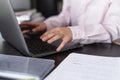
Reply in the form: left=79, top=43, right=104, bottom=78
left=44, top=0, right=120, bottom=44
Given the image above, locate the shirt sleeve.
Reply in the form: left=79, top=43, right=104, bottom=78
left=69, top=24, right=111, bottom=44
left=69, top=1, right=120, bottom=44
left=44, top=0, right=71, bottom=30
left=103, top=0, right=120, bottom=41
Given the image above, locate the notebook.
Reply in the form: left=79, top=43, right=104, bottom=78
left=45, top=53, right=120, bottom=80
left=0, top=54, right=55, bottom=80
left=0, top=0, right=82, bottom=57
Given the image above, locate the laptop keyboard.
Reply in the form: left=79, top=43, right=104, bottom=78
left=25, top=37, right=57, bottom=55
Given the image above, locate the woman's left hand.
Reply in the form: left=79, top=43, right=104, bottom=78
left=40, top=27, right=73, bottom=52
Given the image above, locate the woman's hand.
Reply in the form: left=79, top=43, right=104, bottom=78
left=20, top=22, right=46, bottom=34
left=40, top=27, right=73, bottom=52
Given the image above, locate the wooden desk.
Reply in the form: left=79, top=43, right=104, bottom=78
left=0, top=34, right=120, bottom=67
left=43, top=43, right=120, bottom=67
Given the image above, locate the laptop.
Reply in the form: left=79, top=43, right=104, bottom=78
left=0, top=0, right=82, bottom=57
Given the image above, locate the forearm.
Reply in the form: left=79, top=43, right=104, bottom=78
left=44, top=0, right=71, bottom=30
left=44, top=12, right=70, bottom=30
left=69, top=24, right=111, bottom=44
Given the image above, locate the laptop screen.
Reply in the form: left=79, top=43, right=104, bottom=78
left=10, top=0, right=31, bottom=11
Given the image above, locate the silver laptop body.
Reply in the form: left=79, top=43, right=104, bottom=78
left=0, top=0, right=81, bottom=57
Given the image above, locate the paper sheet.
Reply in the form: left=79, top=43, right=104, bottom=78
left=44, top=53, right=120, bottom=80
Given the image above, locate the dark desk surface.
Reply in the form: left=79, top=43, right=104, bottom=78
left=43, top=43, right=120, bottom=66
left=0, top=34, right=120, bottom=67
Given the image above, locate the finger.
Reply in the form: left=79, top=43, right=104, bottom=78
left=32, top=22, right=46, bottom=32
left=40, top=30, right=52, bottom=39
left=41, top=28, right=58, bottom=37
left=20, top=22, right=38, bottom=31
left=41, top=33, right=55, bottom=42
left=47, top=35, right=61, bottom=44
left=22, top=30, right=30, bottom=34
left=32, top=26, right=45, bottom=32
left=56, top=39, right=68, bottom=52
left=20, top=24, right=34, bottom=31
left=20, top=22, right=39, bottom=27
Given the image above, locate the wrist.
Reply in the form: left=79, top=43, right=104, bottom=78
left=38, top=22, right=47, bottom=31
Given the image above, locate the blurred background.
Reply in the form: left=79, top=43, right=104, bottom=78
left=10, top=0, right=63, bottom=18
left=10, top=0, right=63, bottom=23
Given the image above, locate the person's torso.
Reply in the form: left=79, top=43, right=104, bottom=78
left=70, top=0, right=111, bottom=26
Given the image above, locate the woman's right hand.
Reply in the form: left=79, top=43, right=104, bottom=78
left=20, top=22, right=47, bottom=34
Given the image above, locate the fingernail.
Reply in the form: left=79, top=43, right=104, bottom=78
left=56, top=48, right=60, bottom=52
left=42, top=38, right=46, bottom=41
left=32, top=29, right=36, bottom=32
left=48, top=40, right=52, bottom=44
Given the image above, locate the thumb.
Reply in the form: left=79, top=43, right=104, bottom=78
left=32, top=23, right=46, bottom=32
left=32, top=26, right=46, bottom=32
